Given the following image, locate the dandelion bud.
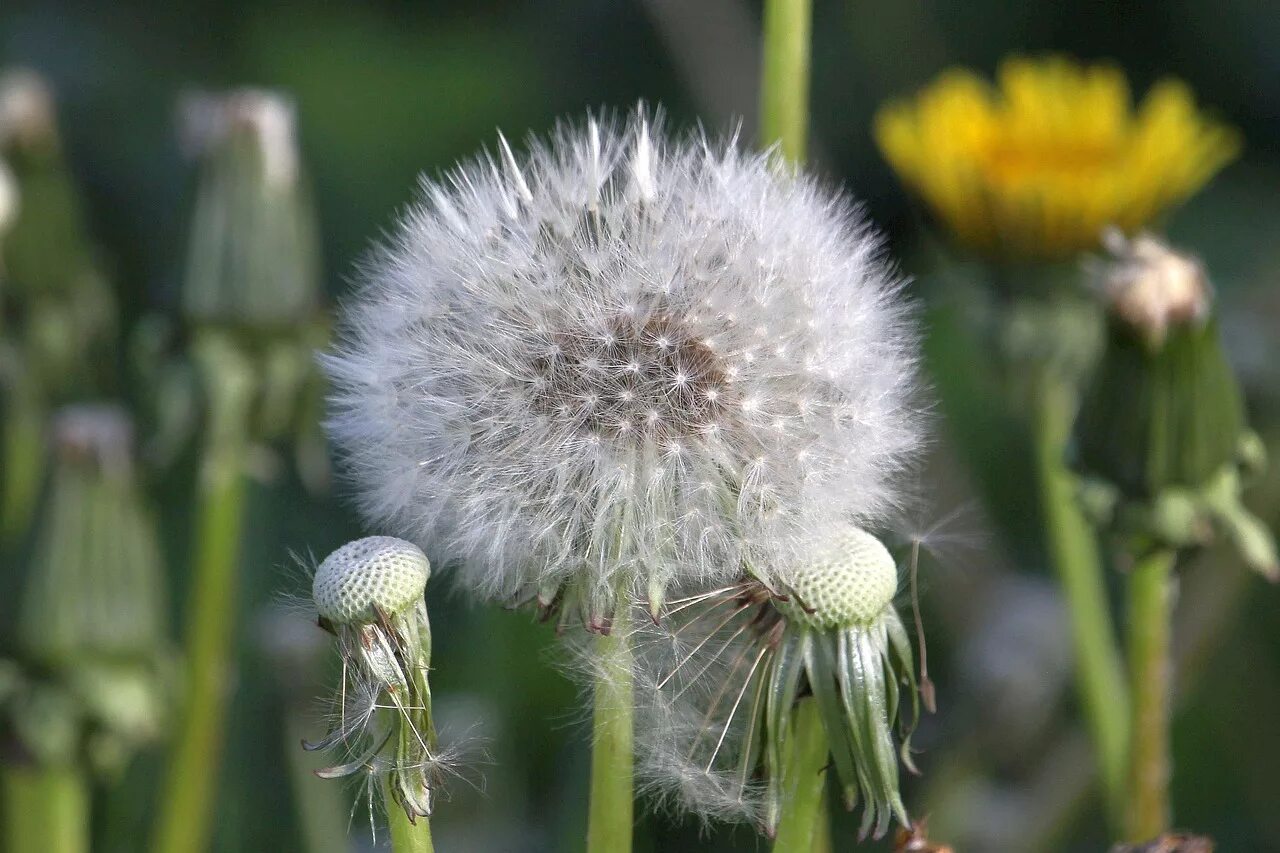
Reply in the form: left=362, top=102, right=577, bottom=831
left=305, top=537, right=446, bottom=825
left=1075, top=233, right=1276, bottom=577
left=173, top=88, right=328, bottom=465
left=3, top=405, right=171, bottom=775
left=179, top=88, right=321, bottom=330
left=0, top=69, right=113, bottom=399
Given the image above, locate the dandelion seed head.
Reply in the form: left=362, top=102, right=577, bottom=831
left=312, top=536, right=430, bottom=624
left=325, top=107, right=921, bottom=612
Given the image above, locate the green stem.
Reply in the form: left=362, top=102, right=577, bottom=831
left=1032, top=374, right=1128, bottom=825
left=3, top=764, right=91, bottom=853
left=154, top=337, right=255, bottom=853
left=152, top=462, right=246, bottom=853
left=1124, top=549, right=1176, bottom=842
left=772, top=698, right=828, bottom=853
left=759, top=0, right=811, bottom=164
left=386, top=781, right=435, bottom=853
left=586, top=602, right=634, bottom=853
left=1, top=377, right=44, bottom=548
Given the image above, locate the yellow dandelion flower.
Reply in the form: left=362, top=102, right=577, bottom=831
left=874, top=56, right=1241, bottom=259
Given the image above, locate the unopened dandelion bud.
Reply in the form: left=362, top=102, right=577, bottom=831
left=0, top=69, right=113, bottom=402
left=1075, top=233, right=1276, bottom=577
left=4, top=405, right=171, bottom=774
left=1079, top=232, right=1242, bottom=494
left=179, top=88, right=321, bottom=330
left=0, top=69, right=103, bottom=302
left=306, top=537, right=446, bottom=826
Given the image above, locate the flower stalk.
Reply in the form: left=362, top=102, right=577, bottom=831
left=1032, top=371, right=1129, bottom=822
left=587, top=599, right=634, bottom=853
left=153, top=88, right=323, bottom=853
left=771, top=698, right=828, bottom=853
left=759, top=0, right=811, bottom=164
left=386, top=777, right=435, bottom=853
left=153, top=338, right=254, bottom=853
left=1124, top=549, right=1176, bottom=841
left=3, top=764, right=90, bottom=853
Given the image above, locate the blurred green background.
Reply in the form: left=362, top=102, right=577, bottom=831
left=2, top=1, right=1279, bottom=850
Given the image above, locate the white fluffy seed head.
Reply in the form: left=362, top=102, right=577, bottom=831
left=778, top=526, right=898, bottom=629
left=325, top=107, right=921, bottom=606
left=312, top=536, right=430, bottom=624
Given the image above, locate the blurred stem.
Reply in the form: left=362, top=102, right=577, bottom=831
left=772, top=698, right=828, bottom=853
left=1124, top=549, right=1176, bottom=842
left=153, top=337, right=254, bottom=853
left=758, top=0, right=811, bottom=164
left=386, top=781, right=434, bottom=853
left=587, top=600, right=633, bottom=853
left=3, top=765, right=90, bottom=853
left=1032, top=373, right=1128, bottom=825
left=1, top=377, right=44, bottom=547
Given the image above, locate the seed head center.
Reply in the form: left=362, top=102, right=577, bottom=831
left=532, top=314, right=730, bottom=440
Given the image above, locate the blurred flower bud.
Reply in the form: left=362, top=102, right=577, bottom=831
left=4, top=405, right=173, bottom=774
left=0, top=68, right=114, bottom=401
left=1074, top=233, right=1276, bottom=578
left=179, top=88, right=321, bottom=329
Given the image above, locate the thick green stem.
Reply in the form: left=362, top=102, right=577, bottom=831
left=3, top=764, right=90, bottom=853
left=1125, top=550, right=1176, bottom=842
left=759, top=0, right=811, bottom=164
left=1032, top=375, right=1128, bottom=825
left=386, top=781, right=435, bottom=853
left=152, top=460, right=246, bottom=853
left=586, top=602, right=633, bottom=853
left=772, top=698, right=828, bottom=853
left=154, top=338, right=254, bottom=853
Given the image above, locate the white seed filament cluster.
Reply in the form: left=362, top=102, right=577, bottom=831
left=780, top=526, right=898, bottom=629
left=325, top=109, right=921, bottom=607
left=312, top=536, right=430, bottom=625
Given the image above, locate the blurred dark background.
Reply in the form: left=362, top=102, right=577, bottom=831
left=2, top=1, right=1278, bottom=850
